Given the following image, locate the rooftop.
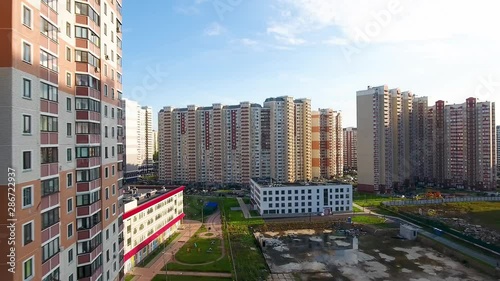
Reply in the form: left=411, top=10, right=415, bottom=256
left=123, top=185, right=178, bottom=206
left=251, top=177, right=351, bottom=188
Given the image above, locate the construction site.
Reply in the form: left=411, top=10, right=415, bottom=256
left=254, top=224, right=496, bottom=281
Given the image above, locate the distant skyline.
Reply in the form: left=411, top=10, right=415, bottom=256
left=122, top=0, right=500, bottom=128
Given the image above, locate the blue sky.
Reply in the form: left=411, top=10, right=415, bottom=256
left=122, top=0, right=500, bottom=128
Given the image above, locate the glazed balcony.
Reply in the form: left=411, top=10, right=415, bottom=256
left=76, top=134, right=101, bottom=145
left=75, top=38, right=100, bottom=56
left=76, top=110, right=101, bottom=122
left=41, top=253, right=60, bottom=278
left=77, top=244, right=103, bottom=265
left=77, top=157, right=102, bottom=169
left=41, top=132, right=58, bottom=145
left=41, top=222, right=59, bottom=244
left=76, top=86, right=101, bottom=100
left=41, top=163, right=59, bottom=178
left=77, top=222, right=102, bottom=241
left=76, top=178, right=101, bottom=193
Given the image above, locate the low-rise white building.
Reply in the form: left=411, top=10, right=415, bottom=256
left=123, top=185, right=184, bottom=273
left=250, top=178, right=353, bottom=215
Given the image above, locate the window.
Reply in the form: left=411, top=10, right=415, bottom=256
left=66, top=46, right=71, bottom=61
left=40, top=50, right=58, bottom=72
left=66, top=0, right=71, bottom=12
left=68, top=249, right=73, bottom=263
left=104, top=84, right=108, bottom=96
left=75, top=26, right=100, bottom=46
left=112, top=204, right=116, bottom=215
left=40, top=18, right=58, bottom=42
left=111, top=88, right=115, bottom=99
left=76, top=167, right=100, bottom=182
left=104, top=105, right=108, bottom=117
left=66, top=72, right=71, bottom=87
left=111, top=50, right=114, bottom=61
left=23, top=257, right=34, bottom=281
left=104, top=2, right=107, bottom=15
left=105, top=126, right=108, bottom=137
left=23, top=42, right=31, bottom=63
left=41, top=178, right=59, bottom=196
left=112, top=165, right=115, bottom=176
left=112, top=184, right=116, bottom=195
left=42, top=237, right=60, bottom=262
left=75, top=50, right=100, bottom=67
left=105, top=166, right=109, bottom=178
left=40, top=115, right=58, bottom=132
left=41, top=207, right=59, bottom=229
left=75, top=146, right=101, bottom=158
left=76, top=122, right=101, bottom=134
left=22, top=186, right=33, bottom=208
left=75, top=2, right=100, bottom=25
left=23, top=6, right=32, bottom=27
left=67, top=223, right=73, bottom=238
left=111, top=147, right=114, bottom=157
left=105, top=187, right=109, bottom=199
left=42, top=0, right=58, bottom=11
left=67, top=123, right=72, bottom=137
left=75, top=74, right=100, bottom=90
left=111, top=108, right=114, bottom=118
left=23, top=79, right=31, bottom=98
left=66, top=22, right=71, bottom=37
left=67, top=198, right=73, bottom=213
left=111, top=127, right=115, bottom=138
left=105, top=147, right=108, bottom=159
left=66, top=148, right=72, bottom=161
left=23, top=151, right=31, bottom=170
left=23, top=115, right=31, bottom=134
left=75, top=98, right=101, bottom=112
left=106, top=229, right=109, bottom=240
left=105, top=208, right=109, bottom=220
left=67, top=173, right=73, bottom=188
left=104, top=23, right=107, bottom=35
left=41, top=82, right=58, bottom=101
left=66, top=97, right=72, bottom=111
left=23, top=222, right=33, bottom=245
left=41, top=147, right=58, bottom=164
left=69, top=274, right=74, bottom=281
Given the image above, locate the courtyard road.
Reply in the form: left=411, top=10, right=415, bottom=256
left=237, top=197, right=252, bottom=219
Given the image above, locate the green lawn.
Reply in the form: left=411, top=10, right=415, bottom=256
left=175, top=226, right=223, bottom=264
left=183, top=196, right=218, bottom=221
left=151, top=275, right=232, bottom=281
left=353, top=205, right=363, bottom=213
left=352, top=215, right=394, bottom=229
left=125, top=274, right=135, bottom=281
left=137, top=232, right=181, bottom=267
left=353, top=192, right=404, bottom=207
left=166, top=256, right=232, bottom=273
left=219, top=198, right=264, bottom=226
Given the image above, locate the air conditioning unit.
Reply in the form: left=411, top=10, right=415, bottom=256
left=105, top=55, right=110, bottom=60
left=59, top=246, right=65, bottom=251
left=116, top=27, right=121, bottom=33
left=95, top=67, right=100, bottom=73
left=113, top=254, right=117, bottom=259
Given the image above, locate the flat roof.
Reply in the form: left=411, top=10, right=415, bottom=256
left=251, top=178, right=351, bottom=187
left=123, top=185, right=178, bottom=206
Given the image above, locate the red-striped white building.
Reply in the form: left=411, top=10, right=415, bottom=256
left=123, top=186, right=184, bottom=273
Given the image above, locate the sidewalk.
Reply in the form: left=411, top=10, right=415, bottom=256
left=237, top=197, right=252, bottom=219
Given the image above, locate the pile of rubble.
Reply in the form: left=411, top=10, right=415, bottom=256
left=439, top=218, right=500, bottom=245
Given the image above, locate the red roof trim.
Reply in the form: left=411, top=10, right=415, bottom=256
left=124, top=212, right=185, bottom=262
left=123, top=186, right=185, bottom=220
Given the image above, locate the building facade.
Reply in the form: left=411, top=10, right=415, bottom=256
left=250, top=178, right=353, bottom=215
left=357, top=85, right=496, bottom=192
left=312, top=109, right=343, bottom=180
left=0, top=1, right=125, bottom=281
left=123, top=99, right=154, bottom=181
left=123, top=186, right=184, bottom=274
left=159, top=97, right=344, bottom=186
left=343, top=127, right=357, bottom=171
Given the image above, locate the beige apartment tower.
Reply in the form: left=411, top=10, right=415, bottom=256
left=343, top=127, right=357, bottom=171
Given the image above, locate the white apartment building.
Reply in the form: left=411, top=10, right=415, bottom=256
left=250, top=178, right=353, bottom=216
left=123, top=186, right=184, bottom=273
left=123, top=99, right=154, bottom=181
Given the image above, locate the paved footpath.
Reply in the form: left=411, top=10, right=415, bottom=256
left=237, top=197, right=252, bottom=219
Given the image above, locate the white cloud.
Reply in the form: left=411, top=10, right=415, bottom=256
left=271, top=0, right=500, bottom=44
left=323, top=37, right=349, bottom=46
left=204, top=22, right=226, bottom=36
left=238, top=38, right=259, bottom=46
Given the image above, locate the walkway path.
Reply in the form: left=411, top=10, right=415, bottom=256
left=164, top=271, right=232, bottom=278
left=237, top=197, right=252, bottom=219
left=352, top=203, right=499, bottom=268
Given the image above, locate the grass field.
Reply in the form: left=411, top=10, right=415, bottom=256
left=399, top=201, right=500, bottom=231
left=175, top=226, right=223, bottom=264
left=166, top=257, right=232, bottom=273
left=352, top=215, right=394, bottom=229
left=183, top=196, right=218, bottom=221
left=151, top=275, right=232, bottom=281
left=124, top=275, right=135, bottom=281
left=353, top=192, right=404, bottom=207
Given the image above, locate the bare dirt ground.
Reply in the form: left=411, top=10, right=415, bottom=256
left=256, top=229, right=496, bottom=281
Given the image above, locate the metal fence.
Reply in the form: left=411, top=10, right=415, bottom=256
left=382, top=196, right=500, bottom=206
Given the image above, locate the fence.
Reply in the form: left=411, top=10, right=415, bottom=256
left=382, top=196, right=500, bottom=206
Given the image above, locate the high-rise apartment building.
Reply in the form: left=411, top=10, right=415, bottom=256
left=159, top=96, right=341, bottom=186
left=357, top=84, right=496, bottom=192
left=497, top=125, right=500, bottom=180
left=123, top=99, right=154, bottom=181
left=153, top=130, right=158, bottom=154
left=343, top=127, right=357, bottom=171
left=312, top=109, right=343, bottom=180
left=0, top=1, right=125, bottom=281
left=294, top=99, right=312, bottom=182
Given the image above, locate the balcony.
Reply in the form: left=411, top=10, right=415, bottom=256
left=76, top=157, right=102, bottom=169
left=40, top=192, right=59, bottom=212
left=76, top=179, right=101, bottom=193
left=41, top=253, right=60, bottom=277
left=76, top=110, right=101, bottom=122
left=39, top=67, right=58, bottom=85
left=76, top=200, right=102, bottom=217
left=41, top=163, right=59, bottom=178
left=76, top=86, right=101, bottom=100
left=78, top=264, right=103, bottom=281
left=41, top=222, right=60, bottom=243
left=76, top=134, right=101, bottom=145
left=75, top=38, right=100, bottom=56
left=40, top=99, right=58, bottom=115
left=77, top=244, right=103, bottom=265
left=77, top=222, right=102, bottom=241
left=41, top=132, right=58, bottom=145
